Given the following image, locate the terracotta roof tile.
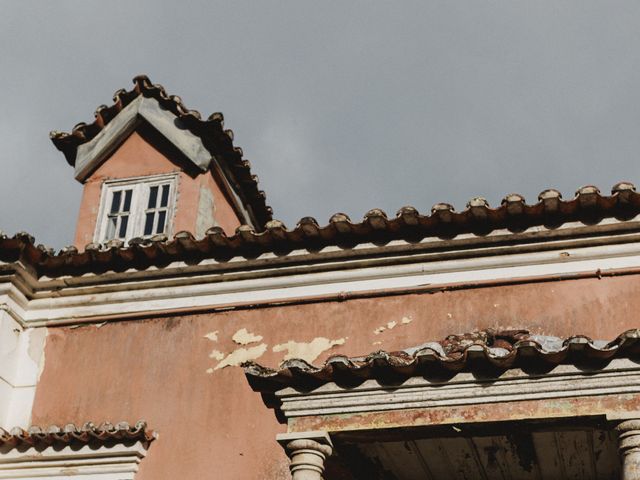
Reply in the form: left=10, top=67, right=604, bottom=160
left=243, top=329, right=640, bottom=393
left=1, top=181, right=640, bottom=277
left=0, top=421, right=155, bottom=449
left=50, top=75, right=273, bottom=228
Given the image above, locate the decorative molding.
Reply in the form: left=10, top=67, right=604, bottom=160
left=75, top=96, right=211, bottom=182
left=276, top=358, right=640, bottom=419
left=277, top=432, right=333, bottom=480
left=616, top=419, right=640, bottom=480
left=0, top=441, right=148, bottom=479
left=1, top=220, right=640, bottom=326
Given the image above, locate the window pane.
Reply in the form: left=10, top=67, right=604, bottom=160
left=122, top=190, right=132, bottom=212
left=148, top=186, right=158, bottom=209
left=118, top=215, right=129, bottom=238
left=156, top=211, right=166, bottom=233
left=110, top=191, right=122, bottom=214
left=144, top=212, right=155, bottom=236
left=106, top=216, right=117, bottom=239
left=160, top=184, right=170, bottom=207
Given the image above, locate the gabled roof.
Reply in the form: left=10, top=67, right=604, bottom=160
left=2, top=180, right=640, bottom=278
left=50, top=75, right=273, bottom=228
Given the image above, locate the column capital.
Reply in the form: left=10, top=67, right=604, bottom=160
left=616, top=419, right=640, bottom=479
left=277, top=431, right=333, bottom=479
left=617, top=420, right=640, bottom=455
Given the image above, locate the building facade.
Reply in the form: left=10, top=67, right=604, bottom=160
left=0, top=76, right=639, bottom=479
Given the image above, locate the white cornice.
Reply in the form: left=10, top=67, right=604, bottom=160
left=3, top=220, right=640, bottom=326
left=0, top=441, right=148, bottom=479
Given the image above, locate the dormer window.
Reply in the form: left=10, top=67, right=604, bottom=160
left=96, top=174, right=177, bottom=242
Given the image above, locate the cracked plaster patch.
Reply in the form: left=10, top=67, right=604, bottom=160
left=232, top=328, right=263, bottom=345
left=204, top=331, right=219, bottom=342
left=214, top=344, right=268, bottom=370
left=209, top=349, right=225, bottom=361
left=374, top=316, right=413, bottom=335
left=273, top=337, right=346, bottom=363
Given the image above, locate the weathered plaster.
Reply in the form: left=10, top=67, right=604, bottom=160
left=203, top=331, right=219, bottom=342
left=74, top=96, right=210, bottom=181
left=232, top=328, right=263, bottom=345
left=208, top=350, right=225, bottom=361
left=272, top=338, right=346, bottom=363
left=0, top=322, right=47, bottom=429
left=29, top=273, right=640, bottom=479
left=214, top=344, right=268, bottom=370
left=195, top=186, right=216, bottom=239
left=373, top=316, right=413, bottom=335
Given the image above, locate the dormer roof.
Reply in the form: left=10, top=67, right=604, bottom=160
left=50, top=75, right=273, bottom=229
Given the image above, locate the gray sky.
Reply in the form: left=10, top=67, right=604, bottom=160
left=2, top=1, right=640, bottom=248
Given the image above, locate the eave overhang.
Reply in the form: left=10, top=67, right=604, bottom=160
left=0, top=421, right=155, bottom=450
left=3, top=216, right=640, bottom=327
left=243, top=329, right=640, bottom=429
left=2, top=181, right=640, bottom=278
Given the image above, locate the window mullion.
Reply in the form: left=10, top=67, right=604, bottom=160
left=131, top=184, right=145, bottom=237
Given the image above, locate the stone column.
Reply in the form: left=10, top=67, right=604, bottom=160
left=617, top=419, right=640, bottom=479
left=277, top=431, right=333, bottom=480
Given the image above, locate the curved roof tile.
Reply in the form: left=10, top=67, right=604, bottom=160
left=0, top=181, right=639, bottom=277
left=243, top=329, right=640, bottom=393
left=0, top=420, right=155, bottom=449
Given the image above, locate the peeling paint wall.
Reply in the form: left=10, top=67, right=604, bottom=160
left=195, top=186, right=216, bottom=239
left=0, top=312, right=47, bottom=429
left=29, top=274, right=640, bottom=479
left=273, top=337, right=346, bottom=363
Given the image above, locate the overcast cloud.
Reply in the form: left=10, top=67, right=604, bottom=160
left=2, top=1, right=640, bottom=247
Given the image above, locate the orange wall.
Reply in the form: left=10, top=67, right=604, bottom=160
left=30, top=274, right=640, bottom=479
left=73, top=132, right=241, bottom=248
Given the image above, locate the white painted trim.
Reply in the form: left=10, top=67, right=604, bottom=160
left=0, top=441, right=148, bottom=479
left=75, top=96, right=211, bottom=181
left=94, top=173, right=178, bottom=242
left=20, top=240, right=640, bottom=325
left=0, top=309, right=45, bottom=429
left=276, top=358, right=640, bottom=419
left=0, top=220, right=640, bottom=326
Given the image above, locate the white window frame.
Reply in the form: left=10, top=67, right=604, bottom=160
left=94, top=173, right=178, bottom=243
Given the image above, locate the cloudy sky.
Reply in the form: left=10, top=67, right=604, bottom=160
left=2, top=1, right=640, bottom=247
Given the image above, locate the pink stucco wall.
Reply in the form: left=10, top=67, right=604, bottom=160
left=30, top=274, right=640, bottom=479
left=73, top=131, right=241, bottom=248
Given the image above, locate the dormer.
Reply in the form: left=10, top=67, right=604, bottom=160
left=50, top=75, right=272, bottom=248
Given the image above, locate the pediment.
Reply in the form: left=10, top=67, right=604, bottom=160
left=74, top=95, right=211, bottom=181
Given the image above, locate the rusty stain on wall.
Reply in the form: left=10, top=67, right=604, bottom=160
left=272, top=337, right=346, bottom=363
